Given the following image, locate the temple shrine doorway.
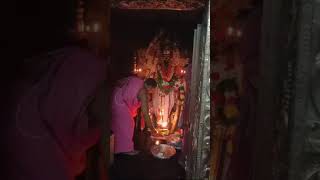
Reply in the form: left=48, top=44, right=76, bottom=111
left=109, top=1, right=210, bottom=179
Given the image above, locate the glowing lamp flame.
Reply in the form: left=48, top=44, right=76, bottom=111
left=134, top=68, right=142, bottom=73
left=180, top=70, right=186, bottom=74
left=161, top=121, right=168, bottom=128
left=155, top=140, right=160, bottom=145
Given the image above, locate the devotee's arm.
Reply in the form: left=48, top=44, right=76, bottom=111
left=138, top=88, right=154, bottom=131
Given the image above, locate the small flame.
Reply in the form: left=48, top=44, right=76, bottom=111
left=134, top=68, right=142, bottom=73
left=155, top=140, right=160, bottom=145
left=180, top=70, right=186, bottom=74
left=161, top=121, right=168, bottom=128
left=180, top=70, right=187, bottom=74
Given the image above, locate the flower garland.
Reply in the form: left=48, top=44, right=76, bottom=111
left=156, top=70, right=178, bottom=94
left=174, top=78, right=186, bottom=104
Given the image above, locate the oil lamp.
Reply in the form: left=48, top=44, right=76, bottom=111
left=179, top=69, right=186, bottom=75
left=161, top=121, right=168, bottom=128
left=155, top=140, right=160, bottom=145
left=156, top=108, right=169, bottom=136
left=133, top=67, right=142, bottom=73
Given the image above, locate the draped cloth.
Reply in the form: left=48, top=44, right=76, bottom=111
left=111, top=76, right=144, bottom=153
left=7, top=47, right=107, bottom=180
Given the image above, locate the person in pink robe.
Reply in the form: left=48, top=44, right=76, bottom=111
left=111, top=76, right=157, bottom=155
left=6, top=47, right=108, bottom=180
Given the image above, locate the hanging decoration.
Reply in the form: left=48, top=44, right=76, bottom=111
left=210, top=0, right=256, bottom=179
left=111, top=0, right=205, bottom=10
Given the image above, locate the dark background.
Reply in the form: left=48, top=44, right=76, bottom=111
left=110, top=9, right=203, bottom=80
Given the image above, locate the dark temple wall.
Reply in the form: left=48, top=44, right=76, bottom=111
left=110, top=9, right=203, bottom=81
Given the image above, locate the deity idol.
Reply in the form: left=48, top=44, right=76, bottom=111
left=151, top=39, right=187, bottom=133
left=134, top=31, right=188, bottom=135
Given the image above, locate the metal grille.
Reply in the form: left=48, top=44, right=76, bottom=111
left=185, top=1, right=210, bottom=179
